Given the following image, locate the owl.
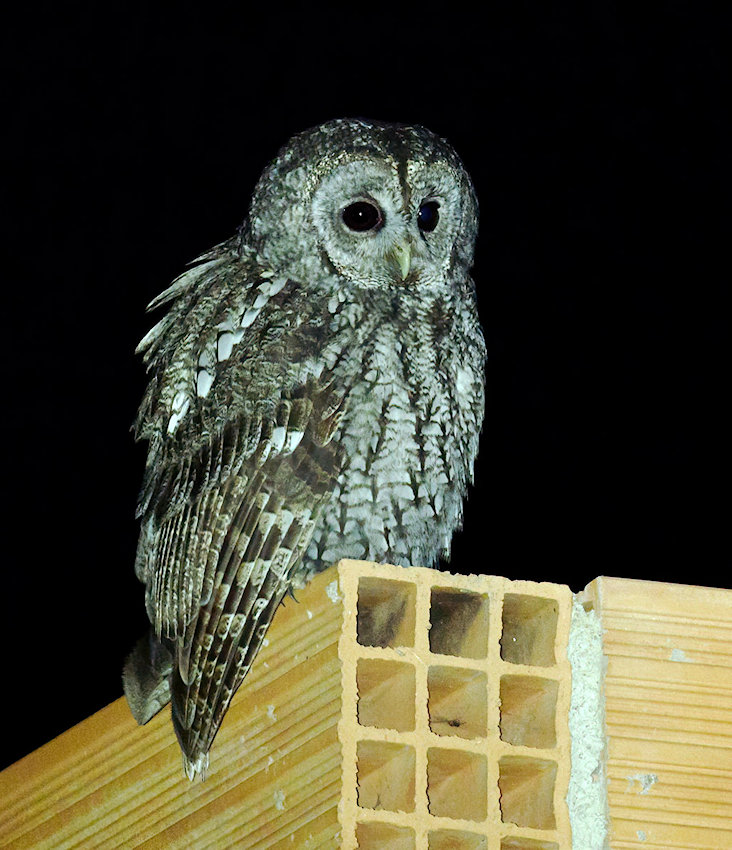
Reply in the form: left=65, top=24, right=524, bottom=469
left=123, top=118, right=486, bottom=779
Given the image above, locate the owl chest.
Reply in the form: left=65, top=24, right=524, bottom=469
left=305, top=318, right=472, bottom=570
left=337, top=323, right=456, bottom=475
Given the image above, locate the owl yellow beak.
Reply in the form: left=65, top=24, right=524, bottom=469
left=389, top=240, right=412, bottom=281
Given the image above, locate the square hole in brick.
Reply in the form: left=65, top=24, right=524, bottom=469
left=499, top=675, right=558, bottom=748
left=498, top=756, right=557, bottom=830
left=500, top=839, right=559, bottom=850
left=429, top=587, right=489, bottom=659
left=429, top=829, right=488, bottom=849
left=427, top=747, right=487, bottom=822
left=357, top=658, right=416, bottom=732
left=500, top=595, right=559, bottom=667
left=356, top=821, right=415, bottom=849
left=357, top=740, right=415, bottom=813
left=357, top=577, right=417, bottom=649
left=428, top=666, right=487, bottom=739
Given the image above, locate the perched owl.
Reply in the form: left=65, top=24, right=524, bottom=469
left=123, top=118, right=486, bottom=779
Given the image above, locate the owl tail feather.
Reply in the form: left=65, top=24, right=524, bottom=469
left=183, top=751, right=210, bottom=781
left=122, top=630, right=173, bottom=725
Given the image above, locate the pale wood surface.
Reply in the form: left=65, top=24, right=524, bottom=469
left=583, top=576, right=732, bottom=849
left=0, top=566, right=344, bottom=850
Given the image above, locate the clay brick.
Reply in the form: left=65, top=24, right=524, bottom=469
left=580, top=576, right=732, bottom=849
left=337, top=560, right=573, bottom=850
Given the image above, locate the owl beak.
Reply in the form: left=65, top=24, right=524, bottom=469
left=389, top=240, right=412, bottom=281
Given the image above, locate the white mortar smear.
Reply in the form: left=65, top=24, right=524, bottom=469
left=567, top=599, right=610, bottom=849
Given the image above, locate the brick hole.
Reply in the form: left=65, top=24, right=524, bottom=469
left=429, top=829, right=488, bottom=849
left=500, top=595, right=558, bottom=667
left=499, top=675, right=558, bottom=748
left=356, top=821, right=415, bottom=849
left=357, top=577, right=417, bottom=649
left=429, top=587, right=489, bottom=659
left=427, top=747, right=487, bottom=822
left=357, top=740, right=415, bottom=813
left=498, top=756, right=557, bottom=830
left=427, top=666, right=487, bottom=739
left=357, top=658, right=416, bottom=732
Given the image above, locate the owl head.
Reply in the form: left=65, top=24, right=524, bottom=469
left=244, top=118, right=478, bottom=291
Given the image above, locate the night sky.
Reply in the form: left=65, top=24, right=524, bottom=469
left=3, top=4, right=727, bottom=770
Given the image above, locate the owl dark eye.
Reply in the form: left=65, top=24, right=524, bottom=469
left=341, top=201, right=383, bottom=232
left=417, top=201, right=440, bottom=232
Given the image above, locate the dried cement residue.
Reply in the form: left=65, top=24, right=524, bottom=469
left=326, top=580, right=342, bottom=604
left=626, top=772, right=658, bottom=794
left=567, top=599, right=610, bottom=849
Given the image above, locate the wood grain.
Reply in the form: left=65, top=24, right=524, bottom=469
left=0, top=566, right=344, bottom=850
left=582, top=576, right=732, bottom=849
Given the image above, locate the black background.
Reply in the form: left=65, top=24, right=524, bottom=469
left=3, top=4, right=727, bottom=770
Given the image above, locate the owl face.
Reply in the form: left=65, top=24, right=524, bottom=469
left=247, top=119, right=478, bottom=291
left=310, top=154, right=470, bottom=288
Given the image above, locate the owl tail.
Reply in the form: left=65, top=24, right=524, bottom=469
left=122, top=630, right=174, bottom=726
left=170, top=578, right=291, bottom=782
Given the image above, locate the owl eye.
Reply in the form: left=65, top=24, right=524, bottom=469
left=341, top=201, right=383, bottom=232
left=417, top=201, right=440, bottom=232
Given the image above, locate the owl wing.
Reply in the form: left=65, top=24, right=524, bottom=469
left=131, top=239, right=347, bottom=777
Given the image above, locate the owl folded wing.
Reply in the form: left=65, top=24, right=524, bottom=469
left=130, top=246, right=347, bottom=776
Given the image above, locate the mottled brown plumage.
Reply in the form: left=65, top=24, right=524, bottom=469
left=124, top=119, right=485, bottom=778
